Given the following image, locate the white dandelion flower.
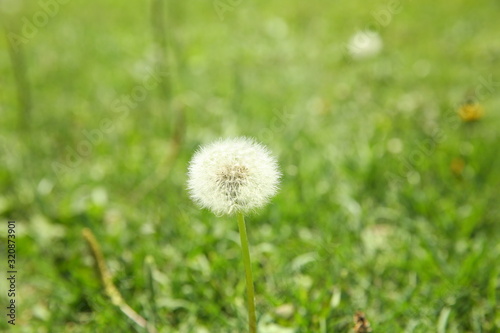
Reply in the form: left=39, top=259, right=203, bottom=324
left=348, top=30, right=383, bottom=59
left=187, top=137, right=281, bottom=216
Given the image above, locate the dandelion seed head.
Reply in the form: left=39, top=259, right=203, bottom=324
left=187, top=137, right=281, bottom=216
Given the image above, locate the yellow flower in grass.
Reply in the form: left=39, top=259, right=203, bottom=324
left=458, top=101, right=484, bottom=122
left=450, top=157, right=465, bottom=177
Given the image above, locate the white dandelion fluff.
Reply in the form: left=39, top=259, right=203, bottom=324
left=347, top=30, right=383, bottom=59
left=187, top=137, right=281, bottom=216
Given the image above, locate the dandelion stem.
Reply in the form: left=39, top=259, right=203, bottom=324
left=237, top=212, right=257, bottom=333
left=4, top=24, right=33, bottom=130
left=150, top=0, right=170, bottom=100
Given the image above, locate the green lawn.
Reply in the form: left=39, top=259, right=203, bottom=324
left=1, top=0, right=499, bottom=332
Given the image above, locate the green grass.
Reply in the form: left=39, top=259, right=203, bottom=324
left=1, top=0, right=500, bottom=332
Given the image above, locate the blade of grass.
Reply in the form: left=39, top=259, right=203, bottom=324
left=82, top=228, right=157, bottom=333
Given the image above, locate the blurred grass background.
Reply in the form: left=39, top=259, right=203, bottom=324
left=1, top=0, right=500, bottom=332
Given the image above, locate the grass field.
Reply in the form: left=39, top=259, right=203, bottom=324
left=1, top=0, right=500, bottom=332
